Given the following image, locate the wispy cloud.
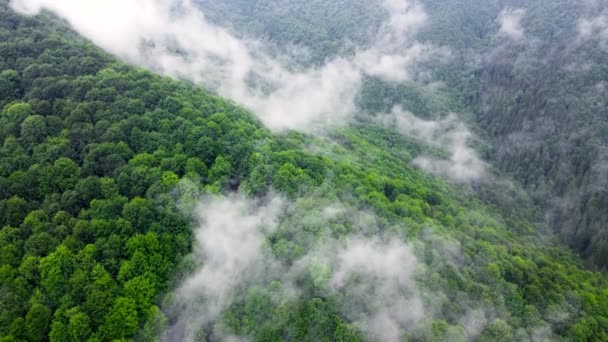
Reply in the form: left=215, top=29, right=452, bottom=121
left=164, top=191, right=427, bottom=341
left=329, top=237, right=423, bottom=341
left=380, top=106, right=487, bottom=182
left=578, top=14, right=608, bottom=48
left=11, top=0, right=441, bottom=132
left=165, top=194, right=286, bottom=341
left=498, top=8, right=526, bottom=41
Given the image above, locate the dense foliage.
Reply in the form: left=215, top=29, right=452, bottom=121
left=194, top=0, right=383, bottom=64
left=197, top=0, right=608, bottom=271
left=421, top=0, right=608, bottom=270
left=1, top=1, right=608, bottom=341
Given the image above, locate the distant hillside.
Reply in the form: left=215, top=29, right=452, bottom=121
left=196, top=0, right=608, bottom=271
left=1, top=1, right=608, bottom=341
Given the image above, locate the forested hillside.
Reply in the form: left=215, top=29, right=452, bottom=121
left=1, top=0, right=608, bottom=342
left=194, top=0, right=383, bottom=64
left=420, top=0, right=608, bottom=270
left=195, top=0, right=608, bottom=270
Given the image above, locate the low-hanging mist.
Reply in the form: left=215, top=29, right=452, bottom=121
left=2, top=1, right=608, bottom=341
left=10, top=0, right=439, bottom=131
left=380, top=107, right=487, bottom=182
left=497, top=8, right=526, bottom=41
left=160, top=183, right=569, bottom=341
left=10, top=0, right=492, bottom=185
left=163, top=192, right=428, bottom=342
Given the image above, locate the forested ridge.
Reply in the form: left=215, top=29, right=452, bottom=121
left=194, top=0, right=384, bottom=65
left=195, top=0, right=608, bottom=271
left=434, top=0, right=608, bottom=270
left=1, top=0, right=608, bottom=341
left=384, top=0, right=608, bottom=271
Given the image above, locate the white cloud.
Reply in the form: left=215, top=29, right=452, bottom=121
left=10, top=0, right=438, bottom=132
left=167, top=194, right=285, bottom=341
left=382, top=0, right=427, bottom=38
left=498, top=9, right=526, bottom=41
left=578, top=15, right=608, bottom=48
left=381, top=107, right=487, bottom=182
left=330, top=237, right=423, bottom=342
left=164, top=193, right=426, bottom=341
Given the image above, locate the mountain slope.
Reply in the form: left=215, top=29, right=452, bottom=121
left=195, top=0, right=608, bottom=271
left=1, top=1, right=608, bottom=341
left=407, top=0, right=608, bottom=270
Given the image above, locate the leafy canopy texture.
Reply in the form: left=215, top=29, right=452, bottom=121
left=0, top=0, right=608, bottom=341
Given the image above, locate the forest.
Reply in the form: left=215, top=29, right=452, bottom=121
left=196, top=0, right=608, bottom=270
left=1, top=0, right=608, bottom=341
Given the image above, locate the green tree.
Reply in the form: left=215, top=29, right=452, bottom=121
left=480, top=320, right=513, bottom=342
left=39, top=245, right=74, bottom=303
left=101, top=297, right=139, bottom=340
left=208, top=155, right=232, bottom=188
left=1, top=102, right=32, bottom=138
left=25, top=303, right=51, bottom=342
left=0, top=69, right=20, bottom=103
left=68, top=312, right=91, bottom=341
left=20, top=115, right=47, bottom=150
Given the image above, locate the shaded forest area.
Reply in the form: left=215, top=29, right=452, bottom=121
left=1, top=0, right=608, bottom=341
left=196, top=0, right=608, bottom=270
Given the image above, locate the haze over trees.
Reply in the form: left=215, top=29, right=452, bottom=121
left=195, top=0, right=608, bottom=270
left=0, top=0, right=608, bottom=341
